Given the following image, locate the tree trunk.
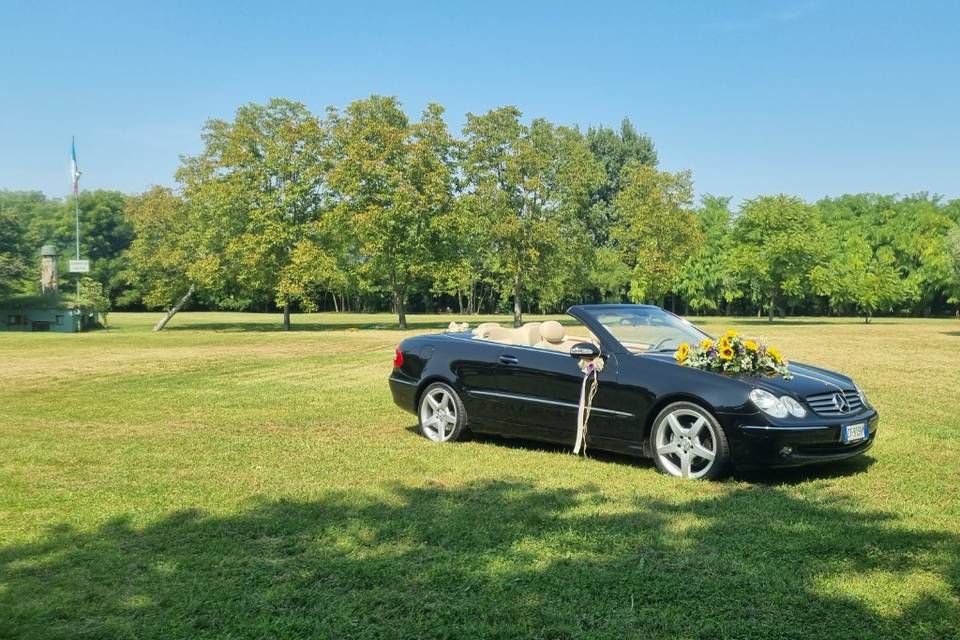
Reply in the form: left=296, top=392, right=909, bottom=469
left=468, top=279, right=477, bottom=315
left=153, top=284, right=195, bottom=332
left=395, top=290, right=407, bottom=329
left=768, top=293, right=775, bottom=323
left=283, top=301, right=291, bottom=331
left=332, top=292, right=339, bottom=312
left=512, top=272, right=523, bottom=328
left=457, top=290, right=464, bottom=315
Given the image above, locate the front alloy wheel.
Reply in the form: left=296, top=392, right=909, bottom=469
left=418, top=382, right=467, bottom=442
left=650, top=402, right=729, bottom=480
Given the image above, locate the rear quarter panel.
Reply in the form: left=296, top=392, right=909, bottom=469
left=393, top=333, right=506, bottom=426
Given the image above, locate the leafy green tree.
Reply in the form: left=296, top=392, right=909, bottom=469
left=818, top=194, right=956, bottom=315
left=811, top=238, right=907, bottom=323
left=676, top=195, right=734, bottom=313
left=71, top=191, right=132, bottom=302
left=587, top=246, right=631, bottom=302
left=729, top=195, right=824, bottom=321
left=584, top=119, right=658, bottom=259
left=430, top=193, right=494, bottom=314
left=460, top=107, right=602, bottom=326
left=3, top=190, right=132, bottom=304
left=327, top=97, right=454, bottom=328
left=611, top=164, right=701, bottom=305
left=586, top=118, right=657, bottom=207
left=947, top=224, right=960, bottom=316
left=3, top=191, right=62, bottom=252
left=0, top=200, right=31, bottom=298
left=178, top=98, right=335, bottom=329
left=124, top=187, right=225, bottom=330
left=78, top=276, right=111, bottom=326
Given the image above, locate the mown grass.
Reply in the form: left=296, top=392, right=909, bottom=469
left=1, top=311, right=958, bottom=639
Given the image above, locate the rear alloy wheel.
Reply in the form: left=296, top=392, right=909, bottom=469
left=418, top=382, right=468, bottom=442
left=650, top=401, right=729, bottom=480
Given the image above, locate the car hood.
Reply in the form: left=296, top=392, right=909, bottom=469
left=641, top=353, right=854, bottom=397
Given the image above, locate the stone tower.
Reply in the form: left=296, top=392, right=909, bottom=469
left=40, top=244, right=59, bottom=294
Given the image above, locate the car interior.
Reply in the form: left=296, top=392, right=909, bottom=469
left=471, top=320, right=598, bottom=353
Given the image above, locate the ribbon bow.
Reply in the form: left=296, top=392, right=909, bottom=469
left=573, top=355, right=604, bottom=455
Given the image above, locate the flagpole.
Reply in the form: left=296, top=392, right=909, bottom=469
left=75, top=189, right=81, bottom=304
left=72, top=136, right=81, bottom=306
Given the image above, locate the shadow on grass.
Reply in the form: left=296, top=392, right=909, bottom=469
left=407, top=425, right=877, bottom=484
left=733, top=454, right=877, bottom=485
left=4, top=482, right=955, bottom=639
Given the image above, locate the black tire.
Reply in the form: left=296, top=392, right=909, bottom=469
left=417, top=382, right=469, bottom=442
left=649, top=401, right=730, bottom=480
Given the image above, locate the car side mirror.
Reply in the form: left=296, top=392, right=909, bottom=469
left=569, top=342, right=601, bottom=360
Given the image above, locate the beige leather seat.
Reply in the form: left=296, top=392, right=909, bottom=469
left=535, top=320, right=571, bottom=352
left=534, top=321, right=598, bottom=352
left=514, top=322, right=542, bottom=346
left=472, top=322, right=501, bottom=339
left=472, top=323, right=514, bottom=343
left=472, top=321, right=542, bottom=346
left=473, top=320, right=592, bottom=350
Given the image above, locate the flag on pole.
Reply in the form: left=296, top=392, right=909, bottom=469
left=70, top=137, right=81, bottom=195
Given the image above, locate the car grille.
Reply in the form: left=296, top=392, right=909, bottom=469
left=805, top=390, right=863, bottom=416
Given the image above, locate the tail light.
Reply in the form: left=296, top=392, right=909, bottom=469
left=393, top=347, right=404, bottom=369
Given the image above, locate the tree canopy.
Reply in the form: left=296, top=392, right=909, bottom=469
left=2, top=96, right=959, bottom=326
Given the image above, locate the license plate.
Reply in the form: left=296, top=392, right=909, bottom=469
left=842, top=422, right=868, bottom=443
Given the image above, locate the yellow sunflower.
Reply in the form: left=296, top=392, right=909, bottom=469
left=767, top=346, right=782, bottom=363
left=744, top=339, right=759, bottom=352
left=718, top=335, right=731, bottom=350
left=675, top=342, right=690, bottom=363
left=724, top=328, right=738, bottom=340
left=719, top=346, right=735, bottom=360
left=700, top=338, right=714, bottom=350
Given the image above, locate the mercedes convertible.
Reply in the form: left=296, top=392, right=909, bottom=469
left=388, top=304, right=878, bottom=480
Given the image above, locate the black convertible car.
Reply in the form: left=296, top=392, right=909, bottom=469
left=388, top=304, right=878, bottom=479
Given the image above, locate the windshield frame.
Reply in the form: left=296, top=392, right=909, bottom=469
left=568, top=304, right=711, bottom=356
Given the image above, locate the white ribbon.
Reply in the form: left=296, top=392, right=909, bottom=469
left=574, top=357, right=604, bottom=455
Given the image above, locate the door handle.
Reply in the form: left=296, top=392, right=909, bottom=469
left=498, top=355, right=519, bottom=366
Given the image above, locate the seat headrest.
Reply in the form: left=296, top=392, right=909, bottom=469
left=517, top=322, right=542, bottom=345
left=540, top=320, right=565, bottom=344
left=472, top=322, right=500, bottom=337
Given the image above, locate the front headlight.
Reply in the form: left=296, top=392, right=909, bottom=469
left=780, top=395, right=807, bottom=418
left=749, top=389, right=788, bottom=418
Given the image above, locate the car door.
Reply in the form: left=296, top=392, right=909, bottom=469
left=445, top=338, right=522, bottom=432
left=490, top=345, right=625, bottom=445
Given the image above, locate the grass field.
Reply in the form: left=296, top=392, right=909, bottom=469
left=2, top=311, right=959, bottom=639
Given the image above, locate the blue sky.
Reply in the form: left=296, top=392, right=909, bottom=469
left=1, top=1, right=957, bottom=206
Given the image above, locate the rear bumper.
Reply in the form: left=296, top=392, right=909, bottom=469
left=722, top=409, right=879, bottom=469
left=388, top=373, right=418, bottom=414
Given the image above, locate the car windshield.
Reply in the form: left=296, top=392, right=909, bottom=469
left=585, top=307, right=710, bottom=354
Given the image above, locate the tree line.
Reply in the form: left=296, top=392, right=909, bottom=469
left=2, top=95, right=960, bottom=328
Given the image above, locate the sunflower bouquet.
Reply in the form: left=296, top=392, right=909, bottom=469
left=674, top=329, right=792, bottom=379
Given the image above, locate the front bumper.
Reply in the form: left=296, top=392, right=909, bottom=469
left=721, top=408, right=879, bottom=469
